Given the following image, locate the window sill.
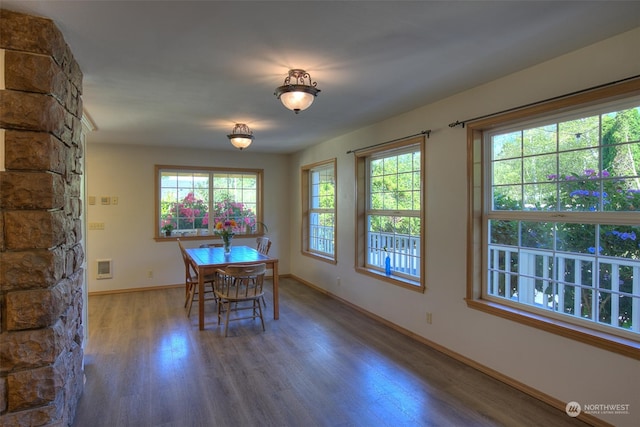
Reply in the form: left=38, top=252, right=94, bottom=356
left=466, top=298, right=640, bottom=360
left=154, top=233, right=262, bottom=242
left=355, top=267, right=424, bottom=292
left=302, top=250, right=337, bottom=264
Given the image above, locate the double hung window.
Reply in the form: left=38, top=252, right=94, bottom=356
left=155, top=166, right=264, bottom=239
left=302, top=160, right=336, bottom=262
left=468, top=81, right=640, bottom=357
left=355, top=136, right=425, bottom=291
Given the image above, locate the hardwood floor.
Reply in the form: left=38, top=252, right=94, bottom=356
left=73, top=277, right=589, bottom=427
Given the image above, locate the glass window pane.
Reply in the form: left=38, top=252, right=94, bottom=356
left=383, top=157, right=397, bottom=175
left=523, top=124, right=557, bottom=156
left=382, top=191, right=397, bottom=210
left=520, top=221, right=554, bottom=250
left=556, top=223, right=596, bottom=254
left=604, top=177, right=640, bottom=212
left=493, top=158, right=522, bottom=185
left=492, top=131, right=521, bottom=160
left=493, top=185, right=522, bottom=210
left=523, top=154, right=557, bottom=184
left=558, top=149, right=599, bottom=182
left=559, top=115, right=599, bottom=151
left=557, top=168, right=607, bottom=212
left=603, top=107, right=640, bottom=145
left=490, top=220, right=518, bottom=246
left=600, top=225, right=639, bottom=257
left=523, top=182, right=556, bottom=210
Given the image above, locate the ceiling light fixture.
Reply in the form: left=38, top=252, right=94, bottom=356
left=227, top=123, right=254, bottom=150
left=274, top=69, right=321, bottom=114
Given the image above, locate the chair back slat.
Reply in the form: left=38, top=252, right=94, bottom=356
left=214, top=263, right=267, bottom=336
left=256, top=237, right=271, bottom=255
left=215, top=263, right=266, bottom=299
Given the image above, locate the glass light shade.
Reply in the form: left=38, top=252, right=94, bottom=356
left=274, top=69, right=320, bottom=114
left=229, top=136, right=252, bottom=150
left=279, top=90, right=315, bottom=113
left=227, top=123, right=254, bottom=150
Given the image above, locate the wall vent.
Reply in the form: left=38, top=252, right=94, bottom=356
left=96, top=259, right=112, bottom=279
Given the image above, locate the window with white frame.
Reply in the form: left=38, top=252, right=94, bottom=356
left=468, top=82, right=640, bottom=357
left=302, top=159, right=336, bottom=262
left=155, top=166, right=264, bottom=239
left=355, top=136, right=425, bottom=291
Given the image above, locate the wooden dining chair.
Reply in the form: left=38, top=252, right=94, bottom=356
left=214, top=263, right=267, bottom=337
left=255, top=237, right=271, bottom=307
left=256, top=236, right=271, bottom=255
left=178, top=239, right=216, bottom=317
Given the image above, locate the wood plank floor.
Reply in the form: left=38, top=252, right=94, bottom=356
left=72, top=277, right=589, bottom=427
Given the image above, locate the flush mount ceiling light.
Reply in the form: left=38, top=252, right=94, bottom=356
left=227, top=123, right=254, bottom=150
left=274, top=69, right=321, bottom=114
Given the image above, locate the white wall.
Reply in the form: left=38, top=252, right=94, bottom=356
left=288, top=28, right=640, bottom=427
left=85, top=144, right=290, bottom=293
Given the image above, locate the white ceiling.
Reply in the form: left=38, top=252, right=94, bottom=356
left=3, top=1, right=640, bottom=153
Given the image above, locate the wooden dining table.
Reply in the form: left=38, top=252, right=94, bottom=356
left=185, top=245, right=279, bottom=330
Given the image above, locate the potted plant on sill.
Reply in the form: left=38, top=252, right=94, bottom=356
left=161, top=222, right=175, bottom=237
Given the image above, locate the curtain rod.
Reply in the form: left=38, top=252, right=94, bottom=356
left=448, top=74, right=640, bottom=128
left=346, top=130, right=431, bottom=154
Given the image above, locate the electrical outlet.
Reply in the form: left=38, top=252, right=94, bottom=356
left=147, top=270, right=153, bottom=279
left=426, top=312, right=433, bottom=324
left=337, top=277, right=341, bottom=286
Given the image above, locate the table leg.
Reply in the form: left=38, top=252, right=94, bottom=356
left=198, top=269, right=205, bottom=330
left=273, top=261, right=279, bottom=320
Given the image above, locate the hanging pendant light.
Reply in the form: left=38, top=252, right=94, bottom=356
left=227, top=123, right=254, bottom=150
left=274, top=69, right=321, bottom=114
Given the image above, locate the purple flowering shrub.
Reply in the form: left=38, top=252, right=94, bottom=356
left=491, top=169, right=639, bottom=328
left=547, top=169, right=640, bottom=212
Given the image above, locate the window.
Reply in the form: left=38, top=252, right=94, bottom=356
left=355, top=136, right=425, bottom=291
left=155, top=165, right=264, bottom=240
left=468, top=80, right=640, bottom=358
left=302, top=159, right=336, bottom=262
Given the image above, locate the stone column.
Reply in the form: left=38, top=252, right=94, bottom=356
left=0, top=9, right=85, bottom=426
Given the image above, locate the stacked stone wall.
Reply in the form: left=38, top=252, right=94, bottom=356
left=0, top=9, right=84, bottom=427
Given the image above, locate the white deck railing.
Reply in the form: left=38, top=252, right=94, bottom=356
left=368, top=233, right=420, bottom=277
left=488, top=244, right=640, bottom=333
